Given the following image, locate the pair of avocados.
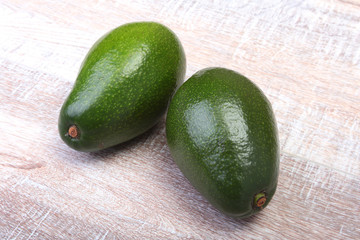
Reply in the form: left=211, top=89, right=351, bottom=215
left=58, top=22, right=279, bottom=218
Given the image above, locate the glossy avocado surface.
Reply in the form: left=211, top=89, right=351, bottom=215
left=166, top=67, right=279, bottom=218
left=59, top=22, right=186, bottom=152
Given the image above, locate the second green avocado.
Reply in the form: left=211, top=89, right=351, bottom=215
left=59, top=22, right=186, bottom=152
left=166, top=68, right=279, bottom=218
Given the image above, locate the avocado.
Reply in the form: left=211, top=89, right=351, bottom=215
left=166, top=67, right=279, bottom=218
left=58, top=22, right=186, bottom=152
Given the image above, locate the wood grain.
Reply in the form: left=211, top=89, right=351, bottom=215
left=1, top=0, right=359, bottom=239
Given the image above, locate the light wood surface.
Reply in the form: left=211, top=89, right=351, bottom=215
left=1, top=0, right=360, bottom=239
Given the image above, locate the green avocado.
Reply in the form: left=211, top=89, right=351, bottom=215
left=166, top=67, right=279, bottom=218
left=59, top=22, right=186, bottom=152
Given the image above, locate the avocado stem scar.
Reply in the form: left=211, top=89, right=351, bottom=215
left=68, top=125, right=79, bottom=138
left=256, top=196, right=266, bottom=207
left=254, top=192, right=266, bottom=208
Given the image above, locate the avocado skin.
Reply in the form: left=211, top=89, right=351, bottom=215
left=166, top=68, right=279, bottom=218
left=59, top=22, right=186, bottom=152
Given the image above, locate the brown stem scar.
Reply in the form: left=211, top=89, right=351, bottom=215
left=256, top=196, right=266, bottom=207
left=253, top=192, right=267, bottom=209
left=68, top=125, right=79, bottom=138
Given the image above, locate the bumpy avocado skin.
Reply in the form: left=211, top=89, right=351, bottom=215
left=166, top=68, right=279, bottom=218
left=59, top=22, right=186, bottom=152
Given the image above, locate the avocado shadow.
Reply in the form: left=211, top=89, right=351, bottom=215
left=83, top=117, right=260, bottom=232
left=87, top=120, right=164, bottom=161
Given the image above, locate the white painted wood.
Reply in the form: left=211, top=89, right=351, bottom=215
left=1, top=0, right=359, bottom=239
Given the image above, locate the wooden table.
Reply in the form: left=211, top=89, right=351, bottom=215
left=1, top=0, right=359, bottom=239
